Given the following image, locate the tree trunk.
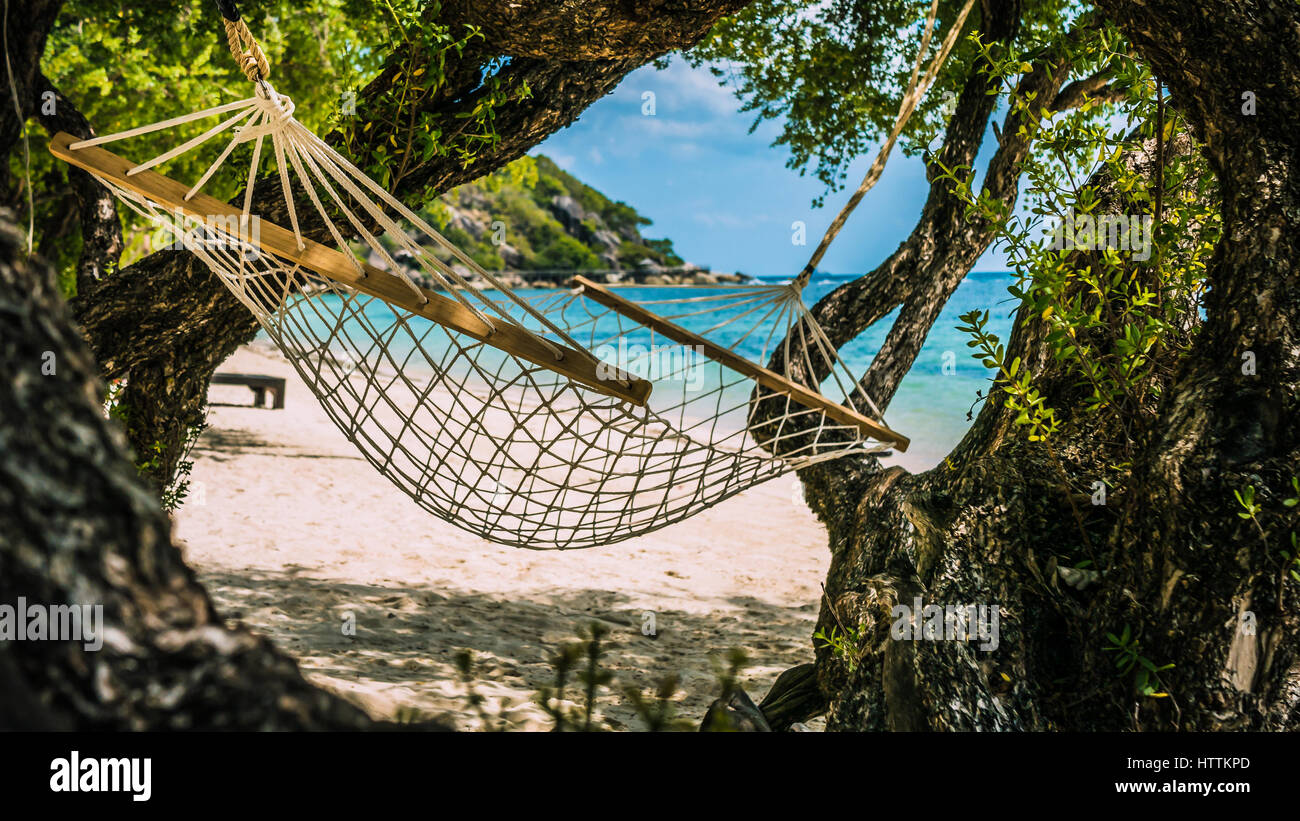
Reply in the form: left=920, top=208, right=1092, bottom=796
left=811, top=0, right=1300, bottom=731
left=1091, top=0, right=1300, bottom=730
left=0, top=211, right=448, bottom=730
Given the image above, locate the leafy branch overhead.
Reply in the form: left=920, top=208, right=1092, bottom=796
left=689, top=0, right=1083, bottom=202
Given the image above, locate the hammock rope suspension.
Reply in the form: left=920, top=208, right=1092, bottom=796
left=50, top=3, right=925, bottom=549
left=217, top=0, right=269, bottom=83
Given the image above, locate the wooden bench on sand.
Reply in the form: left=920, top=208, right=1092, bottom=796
left=212, top=372, right=287, bottom=409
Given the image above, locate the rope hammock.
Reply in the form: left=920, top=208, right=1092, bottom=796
left=48, top=1, right=967, bottom=549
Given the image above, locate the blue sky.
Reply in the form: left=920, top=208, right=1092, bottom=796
left=532, top=57, right=1010, bottom=278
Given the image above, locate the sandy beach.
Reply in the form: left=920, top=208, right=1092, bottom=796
left=174, top=342, right=832, bottom=730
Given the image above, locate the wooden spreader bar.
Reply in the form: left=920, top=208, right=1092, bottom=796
left=570, top=275, right=910, bottom=451
left=49, top=132, right=652, bottom=407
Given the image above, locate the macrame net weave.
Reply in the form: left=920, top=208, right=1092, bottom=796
left=54, top=73, right=908, bottom=549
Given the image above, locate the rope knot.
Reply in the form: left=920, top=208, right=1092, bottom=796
left=224, top=18, right=270, bottom=83
left=255, top=86, right=295, bottom=122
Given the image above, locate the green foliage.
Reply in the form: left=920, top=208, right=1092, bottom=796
left=576, top=623, right=615, bottom=732
left=813, top=623, right=867, bottom=675
left=696, top=648, right=751, bottom=732
left=535, top=625, right=595, bottom=732
left=1284, top=532, right=1300, bottom=585
left=444, top=624, right=751, bottom=732
left=1104, top=625, right=1173, bottom=699
left=942, top=30, right=1219, bottom=451
left=688, top=0, right=1083, bottom=202
left=619, top=674, right=693, bottom=732
left=453, top=650, right=516, bottom=732
left=103, top=379, right=205, bottom=512
left=712, top=647, right=749, bottom=697
left=156, top=417, right=206, bottom=513
left=1234, top=485, right=1262, bottom=522
left=359, top=634, right=770, bottom=733
left=814, top=589, right=878, bottom=676
left=534, top=623, right=616, bottom=732
left=339, top=0, right=532, bottom=198
left=532, top=234, right=600, bottom=271
left=37, top=0, right=396, bottom=289
left=957, top=309, right=1059, bottom=441
left=534, top=623, right=697, bottom=732
left=1237, top=478, right=1300, bottom=587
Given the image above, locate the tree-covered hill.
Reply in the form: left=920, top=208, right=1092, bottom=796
left=395, top=154, right=741, bottom=286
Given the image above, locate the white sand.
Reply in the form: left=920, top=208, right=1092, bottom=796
left=174, top=342, right=831, bottom=730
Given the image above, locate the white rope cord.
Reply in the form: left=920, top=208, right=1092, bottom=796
left=53, top=15, right=909, bottom=549
left=286, top=119, right=595, bottom=362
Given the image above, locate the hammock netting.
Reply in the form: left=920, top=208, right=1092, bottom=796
left=56, top=72, right=907, bottom=550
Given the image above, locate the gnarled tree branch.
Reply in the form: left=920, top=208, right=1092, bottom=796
left=34, top=73, right=123, bottom=294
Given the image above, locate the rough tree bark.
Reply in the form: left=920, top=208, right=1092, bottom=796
left=438, top=0, right=751, bottom=61
left=0, top=1, right=62, bottom=184
left=0, top=211, right=449, bottom=730
left=806, top=0, right=1300, bottom=731
left=32, top=75, right=123, bottom=296
left=1090, top=0, right=1300, bottom=730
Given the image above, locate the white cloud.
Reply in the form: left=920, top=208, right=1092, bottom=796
left=632, top=117, right=714, bottom=139
left=615, top=56, right=740, bottom=120
left=548, top=151, right=577, bottom=170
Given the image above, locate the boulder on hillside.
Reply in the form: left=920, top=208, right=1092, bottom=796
left=457, top=186, right=492, bottom=211
left=392, top=248, right=417, bottom=270
left=593, top=229, right=623, bottom=253
left=549, top=195, right=589, bottom=234
left=366, top=248, right=394, bottom=271
left=450, top=211, right=488, bottom=241
left=497, top=243, right=526, bottom=268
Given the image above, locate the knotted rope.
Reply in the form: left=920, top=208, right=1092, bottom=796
left=216, top=0, right=270, bottom=83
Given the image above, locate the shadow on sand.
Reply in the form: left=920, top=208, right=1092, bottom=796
left=198, top=566, right=819, bottom=730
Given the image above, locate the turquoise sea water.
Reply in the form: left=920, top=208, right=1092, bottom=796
left=272, top=271, right=1018, bottom=472
left=799, top=271, right=1017, bottom=470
